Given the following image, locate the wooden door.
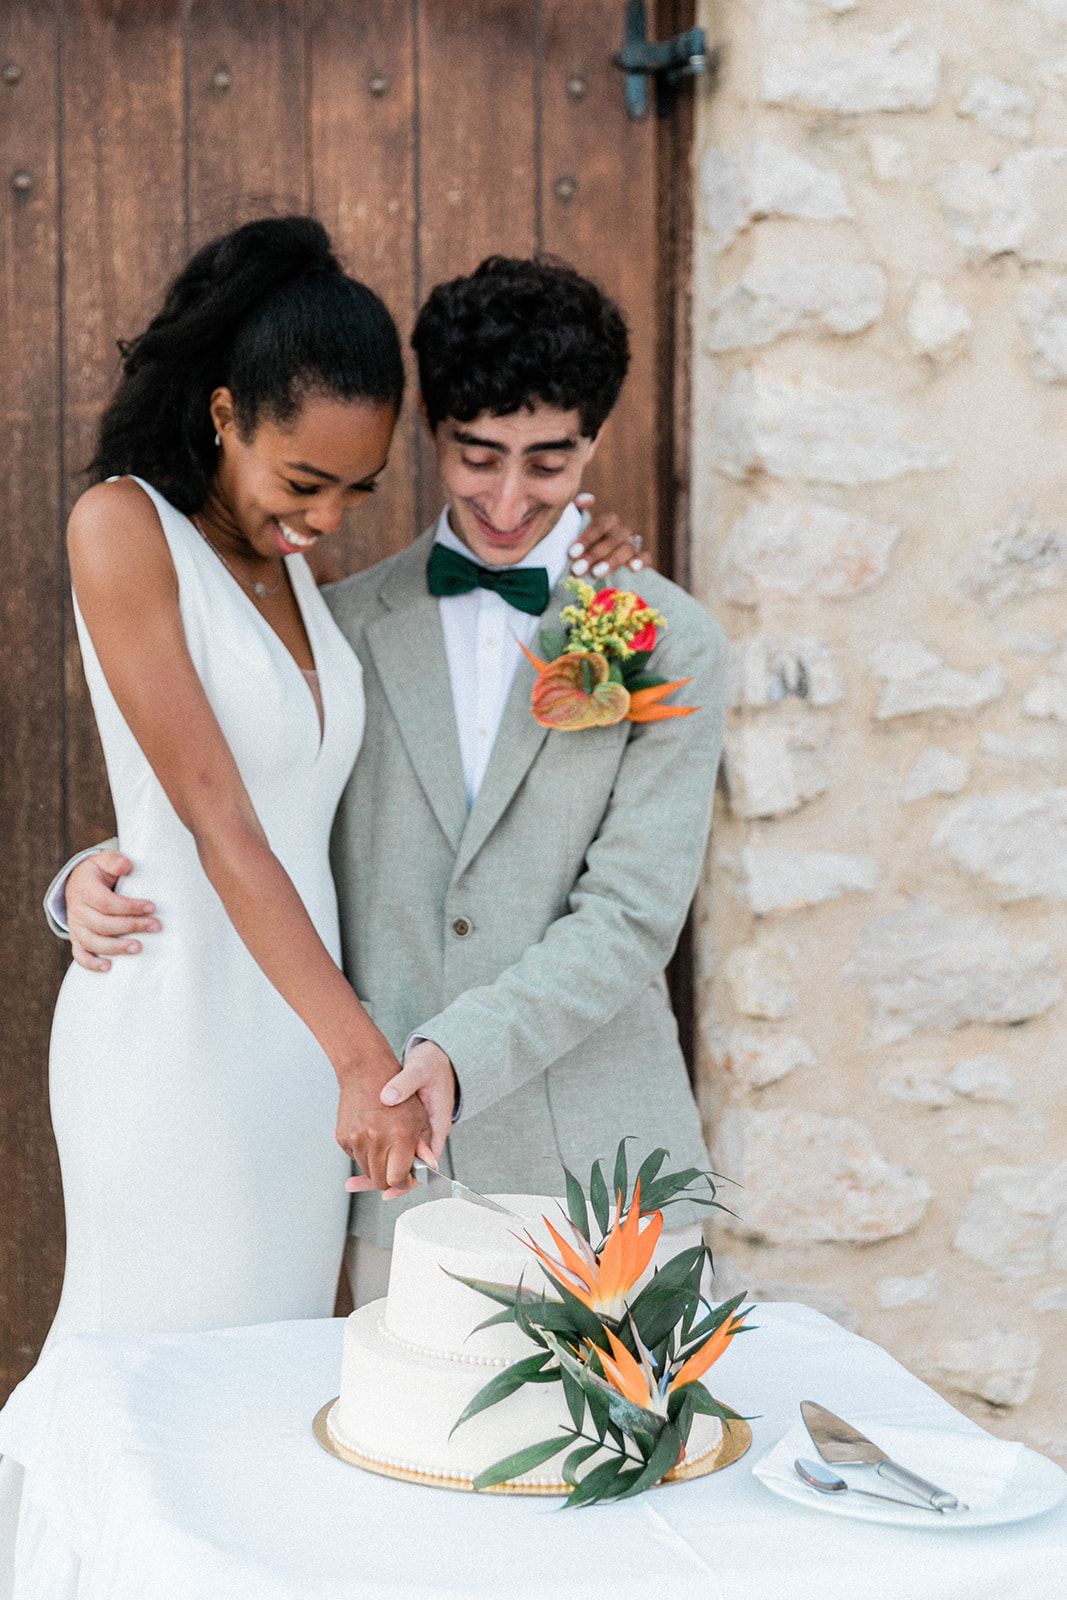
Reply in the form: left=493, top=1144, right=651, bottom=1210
left=0, top=0, right=696, bottom=1397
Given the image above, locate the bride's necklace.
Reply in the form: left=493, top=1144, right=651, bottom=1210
left=192, top=514, right=283, bottom=600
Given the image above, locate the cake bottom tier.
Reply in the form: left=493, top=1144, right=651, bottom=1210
left=330, top=1300, right=724, bottom=1492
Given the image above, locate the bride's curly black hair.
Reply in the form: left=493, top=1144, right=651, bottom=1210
left=90, top=216, right=404, bottom=514
left=412, top=255, right=629, bottom=439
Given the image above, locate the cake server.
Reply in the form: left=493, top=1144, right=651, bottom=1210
left=801, top=1401, right=966, bottom=1511
left=412, top=1159, right=517, bottom=1217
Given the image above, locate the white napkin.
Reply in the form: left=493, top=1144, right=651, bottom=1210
left=754, top=1418, right=1024, bottom=1521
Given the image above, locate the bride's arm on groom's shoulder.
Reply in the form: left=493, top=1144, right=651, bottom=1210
left=66, top=477, right=434, bottom=1192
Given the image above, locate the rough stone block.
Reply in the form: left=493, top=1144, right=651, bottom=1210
left=716, top=1108, right=933, bottom=1243
left=869, top=640, right=1004, bottom=718
left=762, top=22, right=940, bottom=113
left=923, top=1330, right=1041, bottom=1407
left=877, top=1269, right=940, bottom=1308
left=701, top=140, right=851, bottom=254
left=981, top=728, right=1063, bottom=769
left=1023, top=672, right=1067, bottom=722
left=948, top=1054, right=1019, bottom=1103
left=720, top=498, right=899, bottom=605
left=955, top=1162, right=1067, bottom=1279
left=1019, top=280, right=1067, bottom=381
left=901, top=746, right=970, bottom=802
left=958, top=75, right=1035, bottom=141
left=707, top=260, right=887, bottom=351
left=706, top=1024, right=816, bottom=1091
left=931, top=788, right=1067, bottom=901
left=714, top=369, right=951, bottom=486
left=722, top=939, right=798, bottom=1018
left=842, top=899, right=1063, bottom=1043
left=961, top=504, right=1067, bottom=611
left=937, top=148, right=1067, bottom=265
left=906, top=279, right=972, bottom=363
left=723, top=724, right=828, bottom=819
left=728, top=636, right=845, bottom=709
left=739, top=846, right=878, bottom=914
left=879, top=1061, right=957, bottom=1108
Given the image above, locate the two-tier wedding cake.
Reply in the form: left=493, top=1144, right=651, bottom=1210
left=324, top=1193, right=725, bottom=1493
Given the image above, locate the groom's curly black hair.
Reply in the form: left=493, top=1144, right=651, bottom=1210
left=412, top=255, right=630, bottom=439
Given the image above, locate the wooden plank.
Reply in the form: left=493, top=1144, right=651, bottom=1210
left=415, top=0, right=539, bottom=527
left=0, top=0, right=67, bottom=1397
left=541, top=0, right=661, bottom=562
left=307, top=0, right=420, bottom=570
left=60, top=0, right=187, bottom=851
left=186, top=0, right=307, bottom=248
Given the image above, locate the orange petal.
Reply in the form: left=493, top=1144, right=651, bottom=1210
left=627, top=678, right=694, bottom=711
left=670, top=1314, right=744, bottom=1390
left=518, top=640, right=549, bottom=673
left=627, top=703, right=697, bottom=723
left=541, top=1218, right=600, bottom=1295
left=600, top=1328, right=655, bottom=1409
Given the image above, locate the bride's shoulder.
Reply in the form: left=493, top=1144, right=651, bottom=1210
left=69, top=476, right=161, bottom=538
left=67, top=477, right=173, bottom=596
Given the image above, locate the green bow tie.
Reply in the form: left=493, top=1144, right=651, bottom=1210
left=427, top=543, right=550, bottom=617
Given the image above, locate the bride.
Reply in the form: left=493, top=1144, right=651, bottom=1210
left=36, top=215, right=439, bottom=1346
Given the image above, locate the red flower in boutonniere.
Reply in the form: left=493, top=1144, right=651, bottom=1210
left=521, top=579, right=698, bottom=732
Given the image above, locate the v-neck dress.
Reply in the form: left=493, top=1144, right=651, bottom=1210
left=43, top=477, right=365, bottom=1343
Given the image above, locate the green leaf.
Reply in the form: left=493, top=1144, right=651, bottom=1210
left=586, top=1380, right=610, bottom=1440
left=563, top=1453, right=629, bottom=1508
left=540, top=628, right=568, bottom=661
left=562, top=1441, right=602, bottom=1486
left=612, top=1137, right=631, bottom=1211
left=449, top=1350, right=553, bottom=1435
left=676, top=1382, right=752, bottom=1425
left=562, top=1166, right=589, bottom=1243
left=608, top=660, right=625, bottom=685
left=623, top=649, right=652, bottom=677
left=622, top=671, right=667, bottom=693
left=589, top=1160, right=609, bottom=1237
left=472, top=1432, right=578, bottom=1492
left=561, top=1363, right=586, bottom=1432
left=634, top=1146, right=668, bottom=1200
left=445, top=1272, right=529, bottom=1309
left=615, top=1425, right=684, bottom=1500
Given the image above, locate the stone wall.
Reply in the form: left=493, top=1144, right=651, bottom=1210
left=691, top=0, right=1067, bottom=1456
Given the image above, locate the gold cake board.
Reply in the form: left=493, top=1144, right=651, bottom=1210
left=313, top=1399, right=751, bottom=1496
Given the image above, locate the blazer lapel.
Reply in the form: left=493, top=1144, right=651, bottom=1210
left=452, top=576, right=573, bottom=878
left=364, top=535, right=468, bottom=853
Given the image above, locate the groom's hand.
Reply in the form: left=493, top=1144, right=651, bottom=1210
left=67, top=851, right=161, bottom=972
left=379, top=1041, right=456, bottom=1162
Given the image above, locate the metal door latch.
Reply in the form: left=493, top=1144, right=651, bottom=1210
left=613, top=0, right=710, bottom=120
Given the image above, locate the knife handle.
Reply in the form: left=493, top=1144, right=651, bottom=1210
left=876, top=1460, right=963, bottom=1511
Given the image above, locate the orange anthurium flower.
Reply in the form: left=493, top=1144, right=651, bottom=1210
left=522, top=1182, right=663, bottom=1321
left=671, top=1312, right=747, bottom=1390
left=531, top=652, right=631, bottom=731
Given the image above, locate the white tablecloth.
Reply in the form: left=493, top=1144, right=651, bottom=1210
left=2, top=1305, right=1065, bottom=1600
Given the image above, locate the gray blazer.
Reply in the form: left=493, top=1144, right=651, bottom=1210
left=325, top=529, right=728, bottom=1248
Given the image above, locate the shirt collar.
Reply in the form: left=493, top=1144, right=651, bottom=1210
left=432, top=501, right=581, bottom=592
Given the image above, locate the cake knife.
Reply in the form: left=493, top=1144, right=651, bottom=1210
left=801, top=1401, right=966, bottom=1511
left=411, top=1159, right=517, bottom=1217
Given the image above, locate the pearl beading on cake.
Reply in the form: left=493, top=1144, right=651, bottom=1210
left=326, top=1405, right=569, bottom=1488
left=379, top=1311, right=514, bottom=1367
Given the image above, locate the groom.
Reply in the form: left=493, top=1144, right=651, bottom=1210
left=58, top=255, right=728, bottom=1279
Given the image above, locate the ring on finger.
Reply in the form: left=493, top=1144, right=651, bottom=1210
left=630, top=535, right=643, bottom=554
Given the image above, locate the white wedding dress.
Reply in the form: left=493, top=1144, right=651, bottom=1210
left=38, top=476, right=366, bottom=1345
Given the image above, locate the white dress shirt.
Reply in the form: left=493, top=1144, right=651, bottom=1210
left=431, top=502, right=580, bottom=807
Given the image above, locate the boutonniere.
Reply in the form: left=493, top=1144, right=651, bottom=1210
left=520, top=579, right=699, bottom=731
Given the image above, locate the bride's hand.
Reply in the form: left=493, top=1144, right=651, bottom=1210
left=67, top=851, right=161, bottom=972
left=568, top=493, right=649, bottom=580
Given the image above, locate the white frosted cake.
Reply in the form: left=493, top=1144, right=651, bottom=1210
left=326, top=1194, right=724, bottom=1493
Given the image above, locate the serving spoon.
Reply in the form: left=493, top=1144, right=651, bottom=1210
left=794, top=1457, right=944, bottom=1512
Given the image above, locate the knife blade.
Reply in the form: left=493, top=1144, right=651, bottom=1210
left=801, top=1401, right=966, bottom=1512
left=412, top=1160, right=517, bottom=1217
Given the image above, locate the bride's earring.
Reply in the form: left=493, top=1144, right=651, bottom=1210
left=214, top=431, right=221, bottom=447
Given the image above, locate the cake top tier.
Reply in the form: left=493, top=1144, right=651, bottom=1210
left=383, top=1194, right=563, bottom=1365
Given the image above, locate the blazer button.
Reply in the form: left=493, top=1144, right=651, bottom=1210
left=451, top=916, right=472, bottom=938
